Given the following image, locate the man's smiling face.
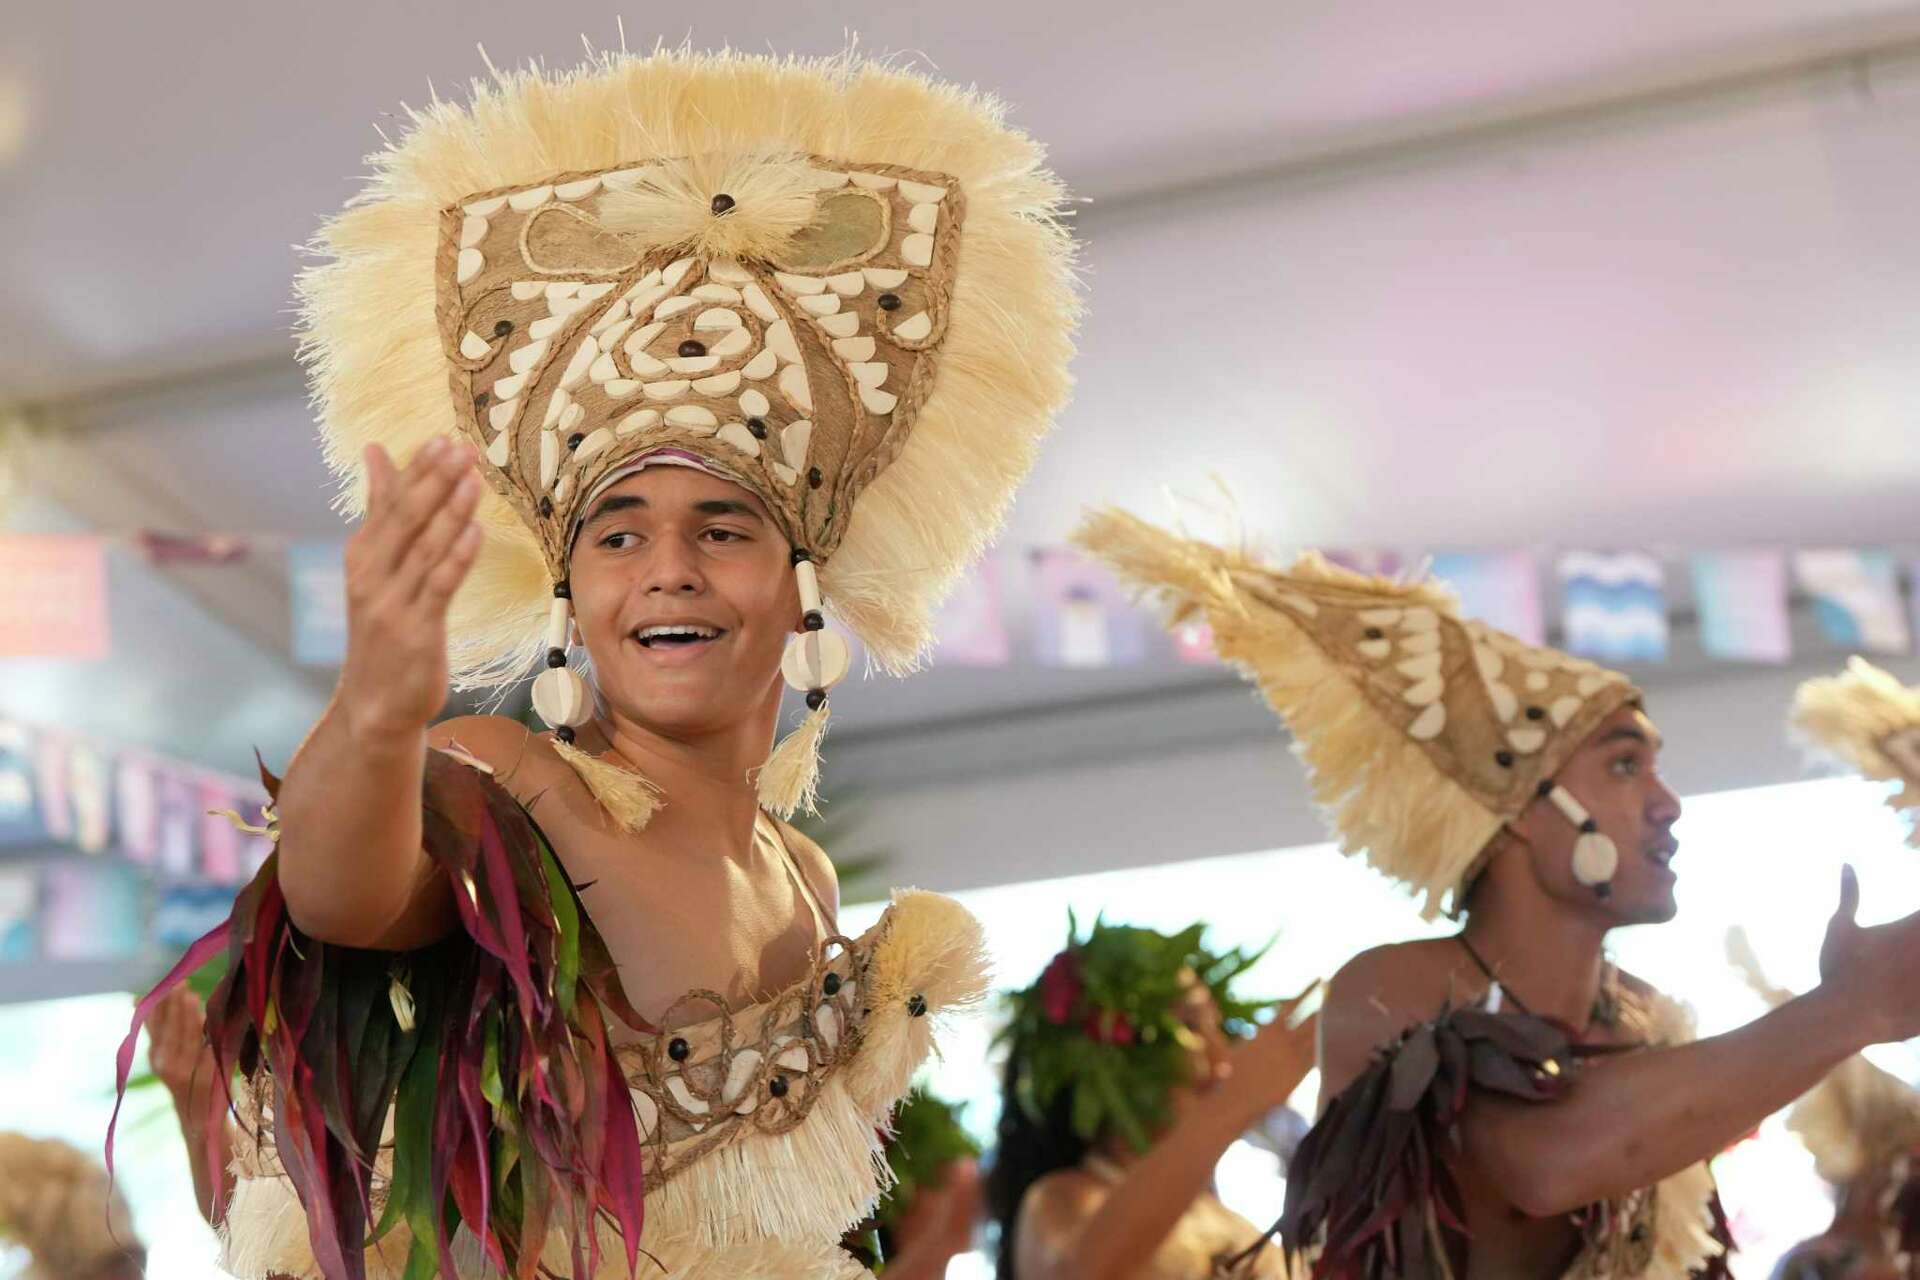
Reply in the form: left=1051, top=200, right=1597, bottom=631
left=568, top=465, right=798, bottom=737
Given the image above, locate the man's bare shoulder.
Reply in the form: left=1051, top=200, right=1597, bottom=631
left=771, top=818, right=841, bottom=924
left=428, top=714, right=534, bottom=772
left=1319, top=937, right=1486, bottom=1098
left=428, top=716, right=600, bottom=816
left=1326, top=937, right=1479, bottom=1024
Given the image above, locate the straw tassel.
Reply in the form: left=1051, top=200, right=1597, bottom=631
left=756, top=700, right=830, bottom=820
left=551, top=735, right=664, bottom=833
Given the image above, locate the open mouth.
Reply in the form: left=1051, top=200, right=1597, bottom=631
left=633, top=624, right=726, bottom=650
left=1644, top=841, right=1678, bottom=871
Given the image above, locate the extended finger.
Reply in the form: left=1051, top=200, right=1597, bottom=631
left=415, top=523, right=484, bottom=610
left=1839, top=865, right=1860, bottom=921
left=392, top=473, right=484, bottom=601
left=362, top=440, right=471, bottom=573
left=362, top=445, right=396, bottom=517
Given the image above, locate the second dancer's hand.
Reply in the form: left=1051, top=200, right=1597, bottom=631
left=1220, top=990, right=1319, bottom=1113
left=1817, top=865, right=1920, bottom=1046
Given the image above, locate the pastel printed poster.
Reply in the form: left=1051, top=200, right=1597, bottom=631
left=0, top=868, right=34, bottom=962
left=30, top=732, right=73, bottom=843
left=289, top=540, right=350, bottom=665
left=1794, top=550, right=1911, bottom=655
left=114, top=755, right=161, bottom=865
left=1558, top=550, right=1668, bottom=663
left=155, top=767, right=200, bottom=877
left=1429, top=551, right=1544, bottom=646
left=1691, top=551, right=1789, bottom=663
left=198, top=780, right=246, bottom=884
left=931, top=558, right=1012, bottom=667
left=155, top=884, right=240, bottom=951
left=1027, top=548, right=1151, bottom=668
left=0, top=534, right=109, bottom=659
left=41, top=863, right=144, bottom=961
left=0, top=721, right=43, bottom=847
left=67, top=742, right=115, bottom=854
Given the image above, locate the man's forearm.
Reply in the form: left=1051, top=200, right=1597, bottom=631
left=1050, top=1085, right=1275, bottom=1280
left=1468, top=986, right=1871, bottom=1215
left=274, top=695, right=435, bottom=946
left=169, top=1083, right=234, bottom=1227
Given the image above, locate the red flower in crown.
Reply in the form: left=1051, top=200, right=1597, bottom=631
left=1037, top=951, right=1084, bottom=1025
left=1084, top=1010, right=1137, bottom=1046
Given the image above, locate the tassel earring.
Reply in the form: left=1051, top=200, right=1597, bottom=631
left=757, top=550, right=850, bottom=818
left=532, top=580, right=663, bottom=832
left=529, top=581, right=594, bottom=741
left=1541, top=780, right=1618, bottom=898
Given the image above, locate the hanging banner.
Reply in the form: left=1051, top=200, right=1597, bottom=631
left=1027, top=548, right=1152, bottom=668
left=154, top=884, right=239, bottom=952
left=289, top=540, right=350, bottom=666
left=1559, top=551, right=1669, bottom=663
left=154, top=766, right=200, bottom=878
left=932, top=558, right=1012, bottom=668
left=195, top=782, right=271, bottom=885
left=67, top=742, right=115, bottom=855
left=0, top=868, right=34, bottom=962
left=114, top=755, right=160, bottom=865
left=1795, top=549, right=1912, bottom=655
left=1691, top=551, right=1790, bottom=664
left=197, top=781, right=246, bottom=884
left=0, top=721, right=43, bottom=848
left=1429, top=551, right=1545, bottom=645
left=30, top=731, right=73, bottom=843
left=41, top=863, right=144, bottom=962
left=0, top=534, right=110, bottom=659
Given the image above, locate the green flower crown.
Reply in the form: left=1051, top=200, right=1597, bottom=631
left=997, top=914, right=1272, bottom=1152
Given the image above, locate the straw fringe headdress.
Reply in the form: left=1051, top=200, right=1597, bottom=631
left=1074, top=510, right=1639, bottom=917
left=1792, top=657, right=1920, bottom=847
left=299, top=46, right=1078, bottom=823
left=0, top=1132, right=140, bottom=1278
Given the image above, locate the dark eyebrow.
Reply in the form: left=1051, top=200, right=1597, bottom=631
left=580, top=493, right=767, bottom=531
left=580, top=493, right=646, bottom=530
left=693, top=499, right=765, bottom=521
left=1600, top=726, right=1662, bottom=751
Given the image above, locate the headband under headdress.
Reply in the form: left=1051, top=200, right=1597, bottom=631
left=1073, top=510, right=1641, bottom=917
left=1792, top=657, right=1920, bottom=848
left=300, top=48, right=1079, bottom=825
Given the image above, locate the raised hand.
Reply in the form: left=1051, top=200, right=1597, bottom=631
left=337, top=440, right=485, bottom=740
left=1818, top=865, right=1920, bottom=1045
left=1222, top=988, right=1321, bottom=1111
left=146, top=984, right=214, bottom=1102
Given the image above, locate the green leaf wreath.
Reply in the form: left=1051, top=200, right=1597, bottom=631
left=997, top=914, right=1273, bottom=1154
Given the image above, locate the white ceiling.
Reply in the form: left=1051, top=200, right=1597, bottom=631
left=5, top=2, right=1920, bottom=778
left=5, top=0, right=1920, bottom=399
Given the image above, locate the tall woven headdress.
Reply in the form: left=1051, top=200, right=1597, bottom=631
left=300, top=48, right=1078, bottom=818
left=1075, top=511, right=1640, bottom=917
left=1792, top=657, right=1920, bottom=848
